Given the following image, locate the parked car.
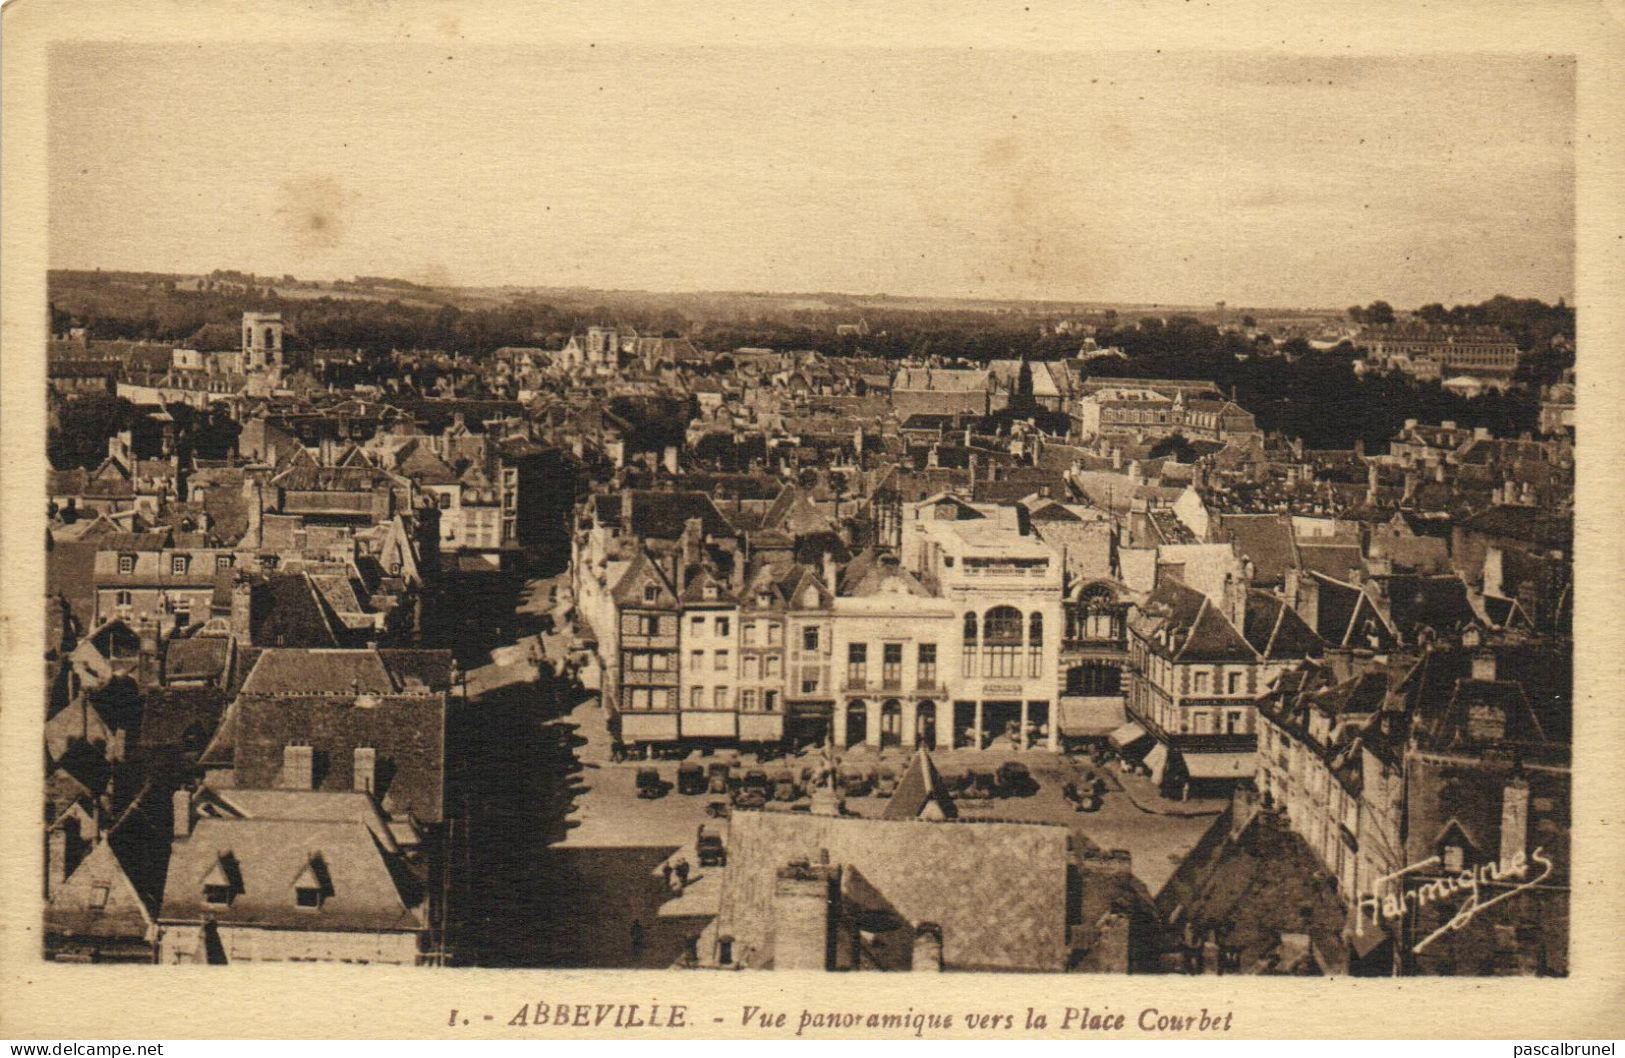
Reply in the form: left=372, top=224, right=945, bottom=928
left=743, top=769, right=770, bottom=797
left=732, top=787, right=767, bottom=811
left=838, top=764, right=871, bottom=797
left=997, top=761, right=1036, bottom=798
left=677, top=761, right=706, bottom=795
left=958, top=769, right=996, bottom=800
left=636, top=767, right=665, bottom=799
left=771, top=770, right=799, bottom=802
left=696, top=826, right=726, bottom=867
left=705, top=797, right=731, bottom=819
left=707, top=761, right=732, bottom=794
left=873, top=766, right=899, bottom=798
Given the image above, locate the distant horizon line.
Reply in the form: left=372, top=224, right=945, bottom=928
left=46, top=265, right=1572, bottom=317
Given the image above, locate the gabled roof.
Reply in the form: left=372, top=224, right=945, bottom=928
left=46, top=838, right=154, bottom=941
left=678, top=565, right=738, bottom=607
left=880, top=749, right=957, bottom=822
left=1243, top=590, right=1326, bottom=661
left=610, top=550, right=677, bottom=607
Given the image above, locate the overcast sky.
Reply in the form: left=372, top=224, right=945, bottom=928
left=48, top=44, right=1574, bottom=308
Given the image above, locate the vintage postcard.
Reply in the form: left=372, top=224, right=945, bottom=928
left=2, top=0, right=1623, bottom=1042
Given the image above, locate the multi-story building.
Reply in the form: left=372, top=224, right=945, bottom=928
left=676, top=567, right=743, bottom=744
left=608, top=552, right=682, bottom=747
left=901, top=498, right=1065, bottom=750
left=1125, top=569, right=1323, bottom=796
left=1361, top=324, right=1521, bottom=379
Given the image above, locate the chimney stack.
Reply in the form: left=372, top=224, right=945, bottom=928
left=47, top=828, right=68, bottom=898
left=353, top=747, right=376, bottom=794
left=172, top=786, right=193, bottom=838
left=771, top=861, right=839, bottom=971
left=1500, top=777, right=1530, bottom=866
left=280, top=744, right=315, bottom=790
left=912, top=923, right=945, bottom=971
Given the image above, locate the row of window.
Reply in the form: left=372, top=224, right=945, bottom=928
left=117, top=552, right=235, bottom=576
left=845, top=642, right=937, bottom=687
left=619, top=686, right=779, bottom=712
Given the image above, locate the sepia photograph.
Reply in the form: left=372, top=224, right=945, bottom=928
left=2, top=0, right=1621, bottom=1043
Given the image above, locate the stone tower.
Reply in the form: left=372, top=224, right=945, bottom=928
left=242, top=311, right=284, bottom=373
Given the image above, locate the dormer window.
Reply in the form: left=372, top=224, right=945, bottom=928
left=703, top=584, right=718, bottom=601
left=215, top=554, right=233, bottom=571
left=202, top=853, right=238, bottom=906
left=293, top=855, right=329, bottom=910
left=644, top=585, right=659, bottom=603
left=118, top=553, right=136, bottom=575
left=172, top=554, right=190, bottom=576
left=1442, top=844, right=1465, bottom=872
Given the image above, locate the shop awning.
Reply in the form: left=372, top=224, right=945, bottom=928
left=1107, top=721, right=1151, bottom=752
left=1059, top=696, right=1127, bottom=737
left=1144, top=742, right=1171, bottom=784
left=1181, top=751, right=1256, bottom=780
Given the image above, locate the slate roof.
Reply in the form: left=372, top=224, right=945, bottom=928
left=1458, top=506, right=1572, bottom=551
left=1134, top=579, right=1256, bottom=663
left=46, top=839, right=154, bottom=942
left=1372, top=575, right=1479, bottom=642
left=626, top=491, right=735, bottom=540
left=715, top=811, right=1068, bottom=971
left=1213, top=514, right=1297, bottom=587
left=165, top=636, right=231, bottom=683
left=1242, top=590, right=1326, bottom=661
left=159, top=817, right=426, bottom=932
left=880, top=748, right=957, bottom=821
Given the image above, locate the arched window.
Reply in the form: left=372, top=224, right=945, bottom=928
left=983, top=606, right=1022, bottom=643
left=982, top=606, right=1023, bottom=678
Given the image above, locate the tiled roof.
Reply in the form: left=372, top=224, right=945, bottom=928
left=715, top=811, right=1068, bottom=971
left=164, top=636, right=230, bottom=682
left=627, top=491, right=735, bottom=540
left=1214, top=514, right=1297, bottom=587
left=159, top=817, right=425, bottom=932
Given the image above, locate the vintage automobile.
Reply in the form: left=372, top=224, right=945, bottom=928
left=771, top=770, right=799, bottom=802
left=677, top=761, right=707, bottom=795
left=705, top=796, right=731, bottom=819
left=837, top=764, right=871, bottom=797
left=873, top=766, right=899, bottom=798
left=997, top=761, right=1036, bottom=798
left=696, top=826, right=726, bottom=867
left=706, top=761, right=732, bottom=794
left=958, top=769, right=997, bottom=800
left=635, top=767, right=665, bottom=799
left=742, top=769, right=770, bottom=797
left=731, top=787, right=768, bottom=811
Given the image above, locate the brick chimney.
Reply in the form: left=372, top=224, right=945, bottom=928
left=1500, top=777, right=1530, bottom=866
left=230, top=573, right=255, bottom=642
left=353, top=747, right=376, bottom=794
left=772, top=860, right=838, bottom=971
left=47, top=828, right=68, bottom=898
left=172, top=786, right=193, bottom=838
left=911, top=922, right=944, bottom=971
left=280, top=744, right=314, bottom=789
